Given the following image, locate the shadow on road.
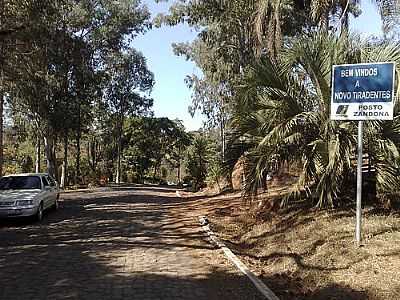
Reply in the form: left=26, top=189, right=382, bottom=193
left=0, top=185, right=385, bottom=300
left=0, top=186, right=261, bottom=300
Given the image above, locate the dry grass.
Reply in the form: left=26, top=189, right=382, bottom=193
left=183, top=186, right=400, bottom=300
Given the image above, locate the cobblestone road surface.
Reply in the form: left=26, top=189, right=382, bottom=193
left=0, top=185, right=262, bottom=300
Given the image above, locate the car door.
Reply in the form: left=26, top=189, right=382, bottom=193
left=41, top=176, right=52, bottom=209
left=46, top=176, right=58, bottom=204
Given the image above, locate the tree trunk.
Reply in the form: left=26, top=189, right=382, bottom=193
left=115, top=99, right=125, bottom=184
left=93, top=140, right=98, bottom=170
left=221, top=122, right=225, bottom=161
left=220, top=99, right=226, bottom=162
left=86, top=139, right=90, bottom=164
left=0, top=0, right=4, bottom=177
left=153, top=165, right=157, bottom=179
left=321, top=11, right=329, bottom=32
left=88, top=139, right=94, bottom=171
left=74, top=92, right=81, bottom=184
left=177, top=161, right=181, bottom=184
left=90, top=138, right=98, bottom=171
left=53, top=134, right=58, bottom=181
left=341, top=14, right=349, bottom=36
left=88, top=138, right=94, bottom=171
left=35, top=135, right=41, bottom=173
left=262, top=172, right=268, bottom=191
left=116, top=134, right=121, bottom=184
left=115, top=102, right=125, bottom=184
left=76, top=132, right=80, bottom=184
left=221, top=102, right=233, bottom=190
left=43, top=135, right=56, bottom=178
left=75, top=101, right=81, bottom=184
left=60, top=133, right=68, bottom=188
left=90, top=139, right=95, bottom=171
left=0, top=75, right=3, bottom=177
left=115, top=117, right=123, bottom=184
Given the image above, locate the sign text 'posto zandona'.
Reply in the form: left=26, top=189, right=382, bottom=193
left=331, top=63, right=395, bottom=120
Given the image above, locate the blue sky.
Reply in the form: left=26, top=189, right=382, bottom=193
left=131, top=1, right=203, bottom=131
left=132, top=0, right=383, bottom=131
left=350, top=1, right=382, bottom=36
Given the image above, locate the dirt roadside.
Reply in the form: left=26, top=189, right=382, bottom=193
left=177, top=189, right=400, bottom=300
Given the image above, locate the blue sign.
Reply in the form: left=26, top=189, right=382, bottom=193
left=331, top=62, right=395, bottom=120
left=332, top=63, right=394, bottom=103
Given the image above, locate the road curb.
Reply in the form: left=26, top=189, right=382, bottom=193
left=199, top=216, right=280, bottom=300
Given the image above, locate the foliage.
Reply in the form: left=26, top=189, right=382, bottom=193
left=0, top=0, right=155, bottom=182
left=205, top=153, right=224, bottom=192
left=185, top=134, right=218, bottom=191
left=123, top=117, right=191, bottom=183
left=228, top=32, right=400, bottom=207
left=159, top=0, right=400, bottom=207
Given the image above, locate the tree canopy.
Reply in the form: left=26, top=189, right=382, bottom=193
left=160, top=0, right=400, bottom=207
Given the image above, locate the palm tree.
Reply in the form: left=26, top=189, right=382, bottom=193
left=254, top=0, right=399, bottom=58
left=309, top=0, right=359, bottom=32
left=252, top=0, right=356, bottom=61
left=374, top=0, right=400, bottom=35
left=254, top=0, right=284, bottom=59
left=229, top=32, right=400, bottom=208
left=310, top=0, right=400, bottom=34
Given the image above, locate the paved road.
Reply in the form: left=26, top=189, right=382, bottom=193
left=0, top=185, right=261, bottom=300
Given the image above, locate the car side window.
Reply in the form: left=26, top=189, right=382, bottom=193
left=42, top=177, right=49, bottom=188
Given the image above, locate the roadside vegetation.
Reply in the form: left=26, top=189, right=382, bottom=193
left=159, top=0, right=400, bottom=209
left=0, top=0, right=156, bottom=186
left=0, top=0, right=227, bottom=190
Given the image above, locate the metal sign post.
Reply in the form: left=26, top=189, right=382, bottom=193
left=331, top=62, right=395, bottom=245
left=356, top=121, right=363, bottom=245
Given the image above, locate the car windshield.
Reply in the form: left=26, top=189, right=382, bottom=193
left=0, top=176, right=41, bottom=190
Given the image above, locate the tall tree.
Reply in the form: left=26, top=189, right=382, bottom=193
left=165, top=120, right=192, bottom=184
left=158, top=0, right=309, bottom=163
left=5, top=0, right=152, bottom=182
left=103, top=49, right=154, bottom=183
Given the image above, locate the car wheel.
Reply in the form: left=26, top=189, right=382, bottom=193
left=36, top=203, right=43, bottom=222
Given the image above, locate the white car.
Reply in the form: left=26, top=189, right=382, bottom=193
left=0, top=173, right=60, bottom=221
